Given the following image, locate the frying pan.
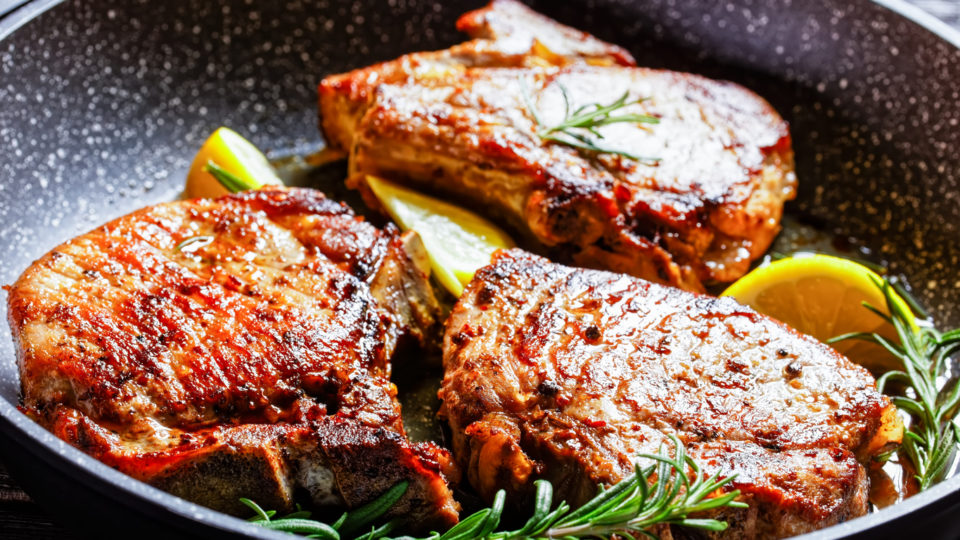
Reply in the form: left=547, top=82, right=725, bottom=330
left=0, top=0, right=958, bottom=538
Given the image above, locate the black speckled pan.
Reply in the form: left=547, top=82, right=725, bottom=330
left=0, top=0, right=958, bottom=538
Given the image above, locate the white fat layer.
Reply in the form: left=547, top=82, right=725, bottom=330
left=296, top=459, right=343, bottom=506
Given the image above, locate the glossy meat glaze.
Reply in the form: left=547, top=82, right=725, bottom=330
left=7, top=187, right=458, bottom=527
left=319, top=0, right=796, bottom=291
left=319, top=0, right=635, bottom=153
left=440, top=250, right=901, bottom=538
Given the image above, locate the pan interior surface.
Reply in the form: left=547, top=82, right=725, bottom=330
left=0, top=0, right=958, bottom=538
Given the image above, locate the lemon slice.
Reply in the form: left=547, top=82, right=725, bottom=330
left=722, top=253, right=915, bottom=371
left=185, top=127, right=283, bottom=198
left=364, top=175, right=514, bottom=297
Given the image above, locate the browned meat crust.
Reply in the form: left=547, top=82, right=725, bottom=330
left=8, top=187, right=458, bottom=528
left=440, top=250, right=898, bottom=538
left=349, top=65, right=794, bottom=291
left=319, top=0, right=635, bottom=153
left=455, top=0, right=636, bottom=66
left=318, top=0, right=796, bottom=291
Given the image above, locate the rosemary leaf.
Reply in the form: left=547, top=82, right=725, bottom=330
left=205, top=160, right=257, bottom=193
left=259, top=519, right=340, bottom=538
left=354, top=520, right=400, bottom=540
left=240, top=497, right=274, bottom=522
left=832, top=277, right=960, bottom=490
left=523, top=81, right=660, bottom=162
left=338, top=481, right=409, bottom=536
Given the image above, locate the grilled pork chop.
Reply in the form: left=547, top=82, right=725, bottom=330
left=440, top=250, right=901, bottom=538
left=319, top=0, right=796, bottom=291
left=8, top=187, right=458, bottom=527
left=319, top=0, right=636, bottom=153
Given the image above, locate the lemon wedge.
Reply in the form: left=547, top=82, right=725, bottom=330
left=185, top=127, right=283, bottom=198
left=722, top=253, right=915, bottom=371
left=364, top=175, right=514, bottom=297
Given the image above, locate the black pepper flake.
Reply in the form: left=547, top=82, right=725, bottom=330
left=476, top=283, right=496, bottom=306
left=584, top=325, right=601, bottom=341
left=784, top=362, right=802, bottom=378
left=538, top=380, right=561, bottom=396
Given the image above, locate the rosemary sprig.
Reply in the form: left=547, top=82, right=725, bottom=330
left=242, top=435, right=745, bottom=539
left=523, top=81, right=660, bottom=162
left=241, top=481, right=408, bottom=540
left=205, top=160, right=257, bottom=193
left=829, top=276, right=960, bottom=490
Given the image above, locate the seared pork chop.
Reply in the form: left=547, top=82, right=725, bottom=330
left=9, top=187, right=458, bottom=527
left=319, top=1, right=795, bottom=291
left=319, top=0, right=636, bottom=153
left=347, top=65, right=794, bottom=291
left=440, top=250, right=900, bottom=538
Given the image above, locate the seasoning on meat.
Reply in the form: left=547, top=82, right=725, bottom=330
left=8, top=187, right=458, bottom=528
left=318, top=0, right=796, bottom=291
left=440, top=249, right=902, bottom=538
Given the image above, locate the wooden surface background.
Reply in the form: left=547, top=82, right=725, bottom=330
left=1, top=0, right=958, bottom=538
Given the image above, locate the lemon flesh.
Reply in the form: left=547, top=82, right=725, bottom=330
left=722, top=253, right=914, bottom=371
left=365, top=175, right=514, bottom=297
left=185, top=127, right=283, bottom=198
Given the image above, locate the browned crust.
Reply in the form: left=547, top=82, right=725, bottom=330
left=348, top=66, right=795, bottom=290
left=9, top=187, right=457, bottom=528
left=319, top=1, right=796, bottom=290
left=456, top=0, right=636, bottom=66
left=48, top=405, right=459, bottom=526
left=440, top=249, right=895, bottom=537
left=318, top=0, right=636, bottom=153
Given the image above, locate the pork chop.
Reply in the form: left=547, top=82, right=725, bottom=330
left=319, top=1, right=796, bottom=291
left=440, top=250, right=901, bottom=538
left=347, top=65, right=794, bottom=291
left=8, top=187, right=458, bottom=528
left=319, top=0, right=636, bottom=153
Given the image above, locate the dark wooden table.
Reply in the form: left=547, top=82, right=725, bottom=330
left=1, top=0, right=959, bottom=538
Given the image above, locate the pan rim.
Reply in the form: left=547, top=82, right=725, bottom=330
left=0, top=0, right=59, bottom=41
left=0, top=395, right=299, bottom=539
left=0, top=0, right=958, bottom=538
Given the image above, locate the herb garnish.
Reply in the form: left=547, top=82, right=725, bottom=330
left=830, top=277, right=960, bottom=490
left=241, top=481, right=408, bottom=540
left=205, top=160, right=256, bottom=193
left=523, top=81, right=660, bottom=162
left=242, top=435, right=745, bottom=539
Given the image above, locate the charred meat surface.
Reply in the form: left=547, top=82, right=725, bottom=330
left=8, top=187, right=458, bottom=528
left=319, top=0, right=796, bottom=291
left=319, top=0, right=635, bottom=153
left=348, top=65, right=794, bottom=291
left=440, top=250, right=900, bottom=538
